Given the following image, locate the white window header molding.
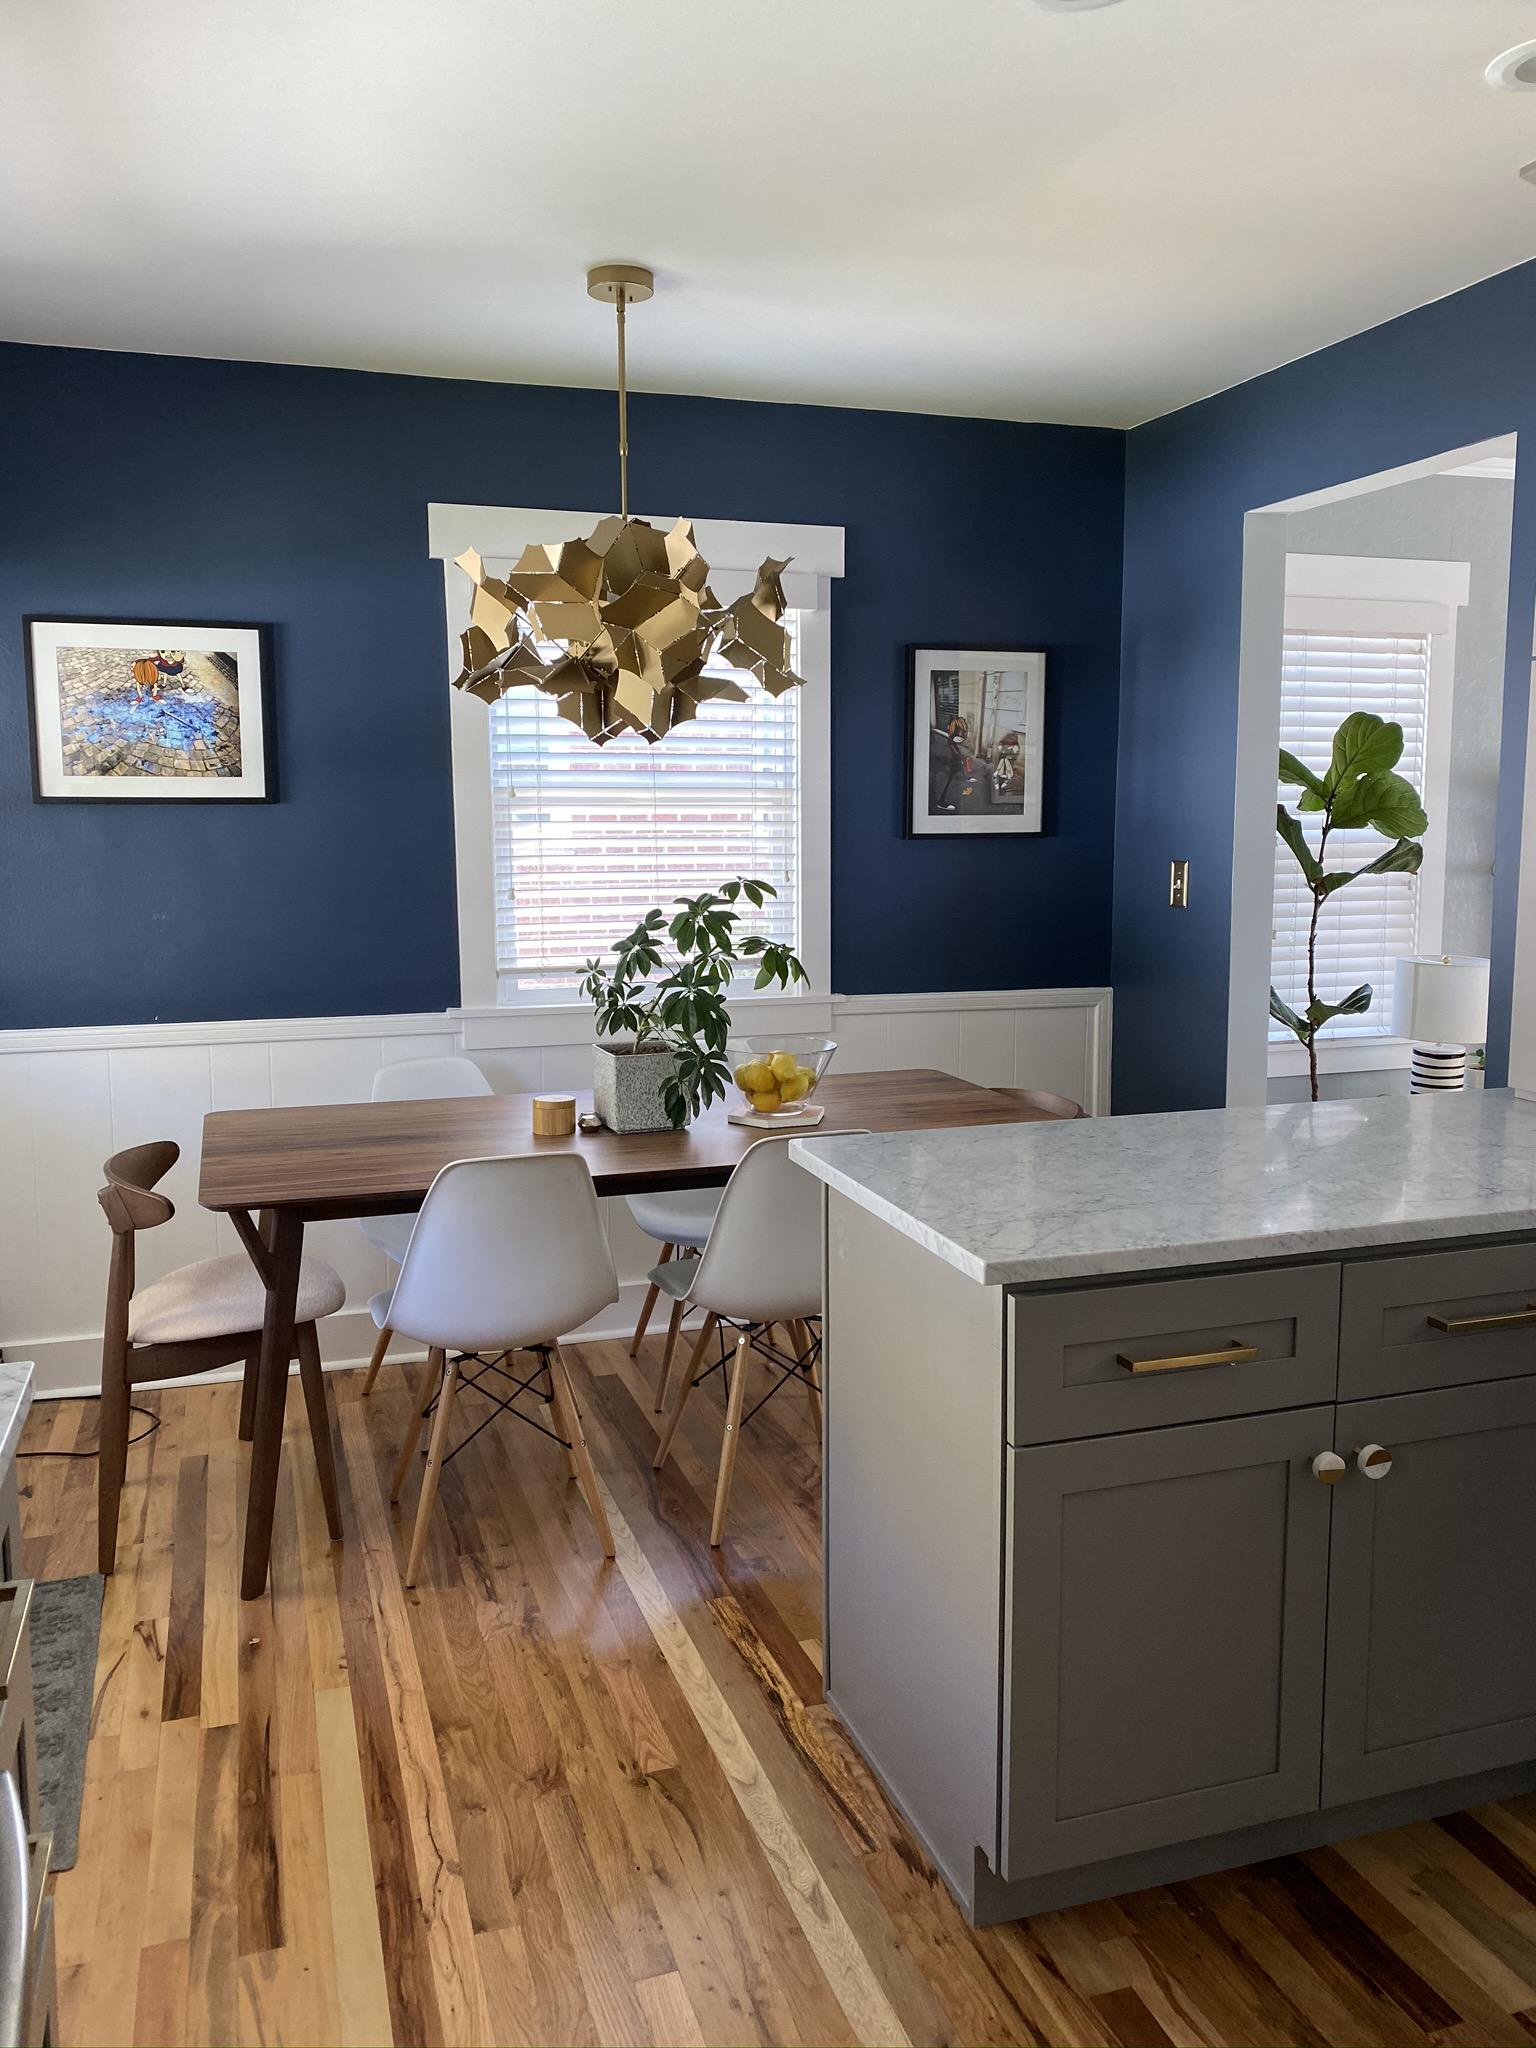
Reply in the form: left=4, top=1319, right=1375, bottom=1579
left=426, top=503, right=845, bottom=594
left=1283, top=554, right=1471, bottom=611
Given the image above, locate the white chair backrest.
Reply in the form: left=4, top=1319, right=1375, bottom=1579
left=387, top=1155, right=618, bottom=1353
left=691, top=1130, right=868, bottom=1325
left=371, top=1056, right=493, bottom=1103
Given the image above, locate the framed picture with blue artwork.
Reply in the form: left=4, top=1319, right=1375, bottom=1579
left=24, top=616, right=274, bottom=802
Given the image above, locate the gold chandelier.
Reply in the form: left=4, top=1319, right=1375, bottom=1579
left=452, top=263, right=804, bottom=745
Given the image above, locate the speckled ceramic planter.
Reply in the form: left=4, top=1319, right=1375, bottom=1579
left=591, top=1041, right=681, bottom=1133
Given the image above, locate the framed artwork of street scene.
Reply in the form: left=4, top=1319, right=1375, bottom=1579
left=907, top=644, right=1045, bottom=836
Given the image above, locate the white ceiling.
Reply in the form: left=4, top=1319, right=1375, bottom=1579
left=4, top=0, right=1536, bottom=428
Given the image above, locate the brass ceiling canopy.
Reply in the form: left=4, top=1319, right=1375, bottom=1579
left=452, top=264, right=804, bottom=745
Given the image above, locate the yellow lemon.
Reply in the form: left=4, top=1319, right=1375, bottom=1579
left=750, top=1088, right=782, bottom=1114
left=779, top=1072, right=809, bottom=1102
left=740, top=1059, right=775, bottom=1094
left=797, top=1062, right=818, bottom=1083
left=769, top=1051, right=800, bottom=1082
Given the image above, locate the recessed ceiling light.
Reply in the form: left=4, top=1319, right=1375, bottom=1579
left=1032, top=0, right=1125, bottom=10
left=1486, top=40, right=1536, bottom=90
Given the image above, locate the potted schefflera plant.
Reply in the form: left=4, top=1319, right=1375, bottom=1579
left=583, top=879, right=807, bottom=1131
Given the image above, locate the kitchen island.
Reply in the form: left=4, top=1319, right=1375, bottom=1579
left=791, top=1089, right=1536, bottom=1925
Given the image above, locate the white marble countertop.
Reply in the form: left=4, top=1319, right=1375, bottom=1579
left=0, top=1364, right=34, bottom=1481
left=790, top=1088, right=1536, bottom=1287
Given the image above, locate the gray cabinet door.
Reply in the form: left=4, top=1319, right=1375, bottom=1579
left=1324, top=1376, right=1536, bottom=1805
left=1001, top=1407, right=1332, bottom=1880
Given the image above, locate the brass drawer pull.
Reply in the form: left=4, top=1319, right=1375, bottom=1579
left=1116, top=1338, right=1260, bottom=1375
left=1426, top=1303, right=1536, bottom=1336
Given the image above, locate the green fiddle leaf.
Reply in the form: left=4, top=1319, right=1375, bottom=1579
left=1329, top=712, right=1403, bottom=790
left=1362, top=771, right=1428, bottom=839
left=1305, top=983, right=1373, bottom=1027
left=1276, top=805, right=1321, bottom=885
left=1269, top=987, right=1308, bottom=1041
left=1278, top=749, right=1328, bottom=803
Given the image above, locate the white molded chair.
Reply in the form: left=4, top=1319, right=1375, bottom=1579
left=359, top=1056, right=494, bottom=1394
left=651, top=1131, right=866, bottom=1545
left=374, top=1154, right=619, bottom=1586
left=625, top=1187, right=721, bottom=1408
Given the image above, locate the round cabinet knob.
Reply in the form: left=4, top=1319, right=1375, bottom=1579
left=1311, top=1451, right=1347, bottom=1484
left=1356, top=1443, right=1393, bottom=1479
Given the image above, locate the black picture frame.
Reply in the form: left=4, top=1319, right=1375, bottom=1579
left=24, top=615, right=277, bottom=804
left=905, top=643, right=1047, bottom=838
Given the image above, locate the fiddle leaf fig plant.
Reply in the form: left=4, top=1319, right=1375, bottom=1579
left=582, top=878, right=807, bottom=1128
left=1270, top=711, right=1427, bottom=1103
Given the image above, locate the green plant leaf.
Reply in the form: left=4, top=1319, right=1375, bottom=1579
left=1269, top=987, right=1308, bottom=1041
left=1305, top=983, right=1373, bottom=1027
left=1318, top=836, right=1424, bottom=894
left=1361, top=771, right=1428, bottom=839
left=1278, top=750, right=1328, bottom=802
left=1329, top=712, right=1403, bottom=789
left=1276, top=805, right=1321, bottom=885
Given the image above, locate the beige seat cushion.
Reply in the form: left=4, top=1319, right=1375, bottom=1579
left=127, top=1252, right=346, bottom=1346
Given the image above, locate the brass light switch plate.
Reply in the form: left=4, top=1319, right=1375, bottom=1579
left=1169, top=858, right=1191, bottom=908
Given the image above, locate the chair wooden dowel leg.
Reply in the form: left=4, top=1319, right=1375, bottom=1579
left=710, top=1329, right=753, bottom=1547
left=540, top=1354, right=581, bottom=1484
left=654, top=1294, right=687, bottom=1413
left=237, top=1350, right=260, bottom=1441
left=390, top=1348, right=442, bottom=1504
left=629, top=1243, right=673, bottom=1356
left=791, top=1318, right=821, bottom=1432
left=653, top=1312, right=717, bottom=1470
left=549, top=1345, right=614, bottom=1559
left=96, top=1363, right=130, bottom=1577
left=295, top=1322, right=343, bottom=1541
left=404, top=1355, right=460, bottom=1588
left=359, top=1323, right=392, bottom=1397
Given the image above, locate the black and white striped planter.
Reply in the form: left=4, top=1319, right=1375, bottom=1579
left=1409, top=1041, right=1468, bottom=1093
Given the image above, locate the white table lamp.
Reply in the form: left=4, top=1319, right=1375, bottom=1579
left=1392, top=954, right=1490, bottom=1093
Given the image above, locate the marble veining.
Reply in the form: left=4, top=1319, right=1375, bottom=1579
left=0, top=1362, right=35, bottom=1479
left=790, top=1089, right=1536, bottom=1287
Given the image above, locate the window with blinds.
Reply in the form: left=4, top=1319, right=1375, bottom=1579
left=490, top=619, right=802, bottom=997
left=1270, top=627, right=1430, bottom=1040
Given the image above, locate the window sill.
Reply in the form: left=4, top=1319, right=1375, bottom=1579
left=1268, top=1035, right=1412, bottom=1078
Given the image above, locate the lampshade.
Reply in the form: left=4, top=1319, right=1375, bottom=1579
left=1391, top=955, right=1491, bottom=1046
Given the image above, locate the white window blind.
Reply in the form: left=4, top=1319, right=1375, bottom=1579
left=490, top=618, right=802, bottom=996
left=1270, top=628, right=1430, bottom=1040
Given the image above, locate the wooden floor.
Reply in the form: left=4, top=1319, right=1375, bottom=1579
left=23, top=1335, right=1536, bottom=2048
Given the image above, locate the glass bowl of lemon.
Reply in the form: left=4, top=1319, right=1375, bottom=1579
left=728, top=1035, right=837, bottom=1117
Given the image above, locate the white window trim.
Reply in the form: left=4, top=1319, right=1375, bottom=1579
left=429, top=503, right=841, bottom=1011
left=1265, top=553, right=1470, bottom=1081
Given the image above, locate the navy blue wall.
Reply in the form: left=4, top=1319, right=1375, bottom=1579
left=1115, top=259, right=1536, bottom=1113
left=0, top=343, right=1124, bottom=1029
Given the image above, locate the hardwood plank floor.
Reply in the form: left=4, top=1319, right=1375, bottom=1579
left=22, top=1334, right=1536, bottom=2047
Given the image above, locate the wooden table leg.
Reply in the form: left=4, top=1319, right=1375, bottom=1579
left=241, top=1208, right=304, bottom=1599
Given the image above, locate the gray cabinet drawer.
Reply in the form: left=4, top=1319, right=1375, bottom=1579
left=1008, top=1264, right=1339, bottom=1444
left=1001, top=1406, right=1332, bottom=1879
left=1340, top=1243, right=1536, bottom=1398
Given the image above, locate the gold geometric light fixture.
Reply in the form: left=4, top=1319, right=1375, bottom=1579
left=452, top=263, right=804, bottom=745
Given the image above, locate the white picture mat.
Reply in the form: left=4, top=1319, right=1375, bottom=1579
left=910, top=646, right=1045, bottom=836
left=28, top=619, right=268, bottom=799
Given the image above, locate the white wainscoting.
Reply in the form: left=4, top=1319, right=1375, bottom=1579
left=0, top=986, right=1110, bottom=1396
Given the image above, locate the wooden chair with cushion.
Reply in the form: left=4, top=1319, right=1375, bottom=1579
left=97, top=1140, right=347, bottom=1574
left=991, top=1087, right=1087, bottom=1119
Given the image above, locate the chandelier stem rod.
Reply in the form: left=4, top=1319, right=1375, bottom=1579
left=615, top=288, right=629, bottom=519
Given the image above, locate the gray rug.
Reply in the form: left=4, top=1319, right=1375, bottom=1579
left=30, top=1574, right=103, bottom=1871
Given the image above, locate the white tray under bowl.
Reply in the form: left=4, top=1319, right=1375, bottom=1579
left=727, top=1102, right=828, bottom=1130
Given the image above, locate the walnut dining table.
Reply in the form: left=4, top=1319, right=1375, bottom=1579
left=197, top=1067, right=1051, bottom=1597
